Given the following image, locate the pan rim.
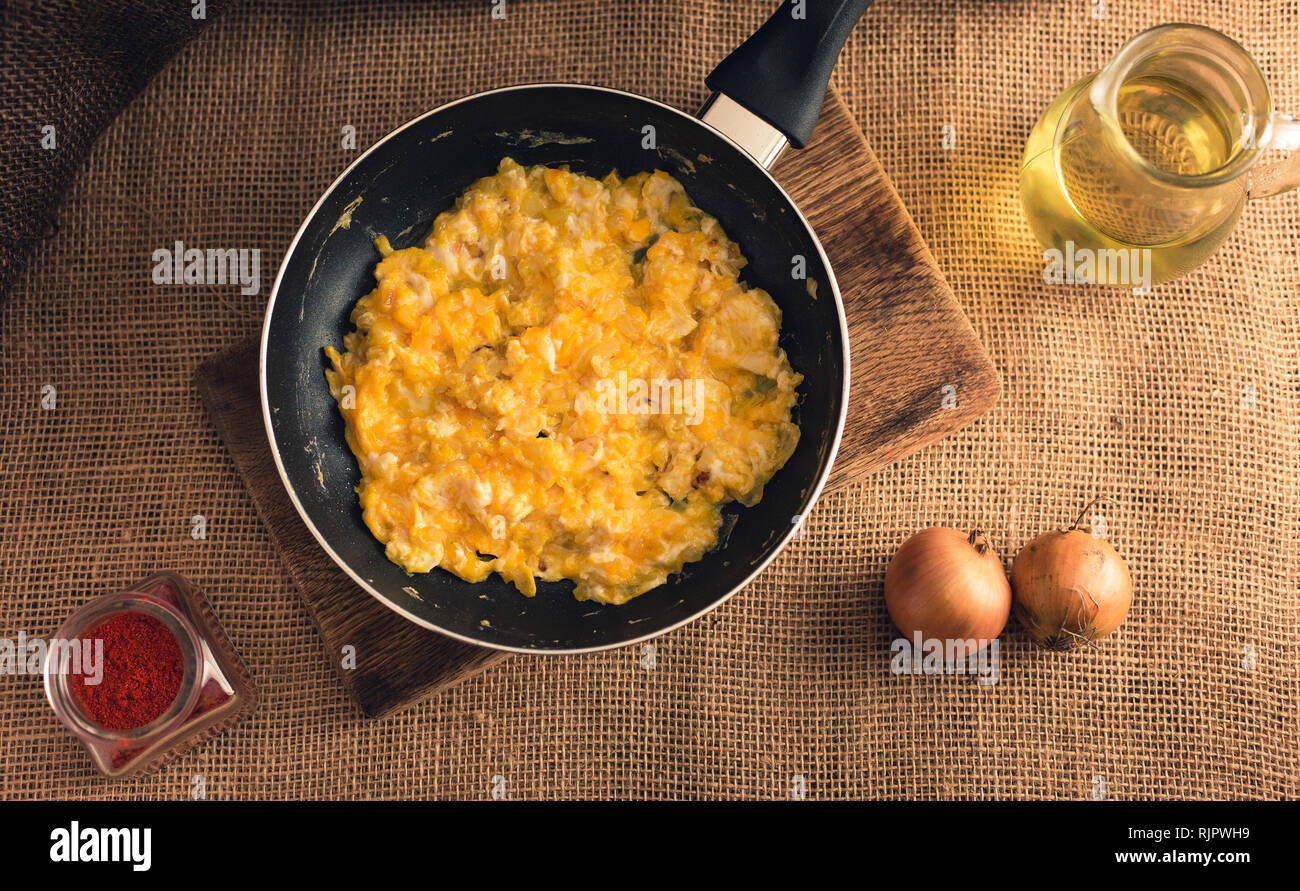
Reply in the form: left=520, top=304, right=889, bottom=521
left=259, top=81, right=851, bottom=655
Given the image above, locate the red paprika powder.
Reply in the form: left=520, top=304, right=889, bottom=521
left=45, top=573, right=257, bottom=779
left=71, top=612, right=185, bottom=731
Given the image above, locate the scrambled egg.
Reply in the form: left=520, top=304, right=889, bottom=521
left=324, top=158, right=801, bottom=604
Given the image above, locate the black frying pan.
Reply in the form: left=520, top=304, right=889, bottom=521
left=261, top=0, right=869, bottom=652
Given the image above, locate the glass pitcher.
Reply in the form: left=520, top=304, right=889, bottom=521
left=1021, top=23, right=1300, bottom=288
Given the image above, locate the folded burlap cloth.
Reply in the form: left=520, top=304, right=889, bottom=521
left=0, top=0, right=236, bottom=296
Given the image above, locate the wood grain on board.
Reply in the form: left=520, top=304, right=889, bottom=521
left=196, top=89, right=998, bottom=718
left=774, top=93, right=1000, bottom=487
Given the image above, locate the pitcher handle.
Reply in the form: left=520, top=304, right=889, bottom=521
left=1247, top=113, right=1300, bottom=199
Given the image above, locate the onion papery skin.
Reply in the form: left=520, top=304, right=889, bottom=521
left=1010, top=529, right=1133, bottom=650
left=884, top=527, right=1011, bottom=656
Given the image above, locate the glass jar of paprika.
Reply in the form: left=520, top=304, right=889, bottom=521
left=43, top=572, right=256, bottom=779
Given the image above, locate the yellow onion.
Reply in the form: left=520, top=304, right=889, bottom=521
left=884, top=527, right=1011, bottom=654
left=1010, top=500, right=1133, bottom=650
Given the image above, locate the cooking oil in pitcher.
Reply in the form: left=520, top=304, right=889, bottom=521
left=1019, top=25, right=1300, bottom=288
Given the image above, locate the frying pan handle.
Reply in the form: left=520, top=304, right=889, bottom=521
left=704, top=0, right=874, bottom=152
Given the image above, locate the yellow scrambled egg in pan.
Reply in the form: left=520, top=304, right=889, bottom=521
left=325, top=158, right=801, bottom=604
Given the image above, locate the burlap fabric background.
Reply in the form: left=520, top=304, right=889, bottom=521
left=2, top=0, right=1296, bottom=799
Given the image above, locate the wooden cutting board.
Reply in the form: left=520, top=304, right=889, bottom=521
left=196, top=90, right=998, bottom=717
